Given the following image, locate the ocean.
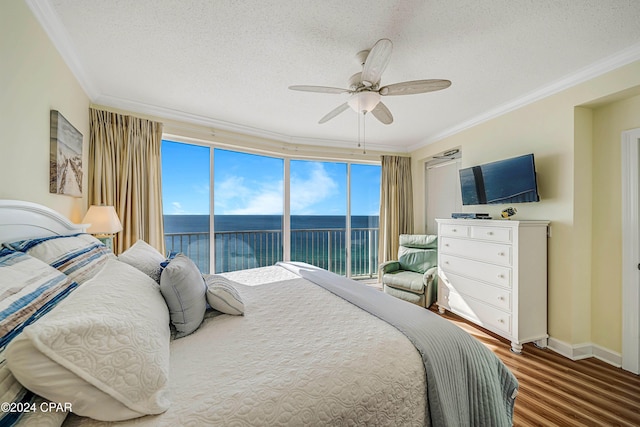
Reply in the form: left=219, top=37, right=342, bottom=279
left=164, top=215, right=379, bottom=276
left=164, top=215, right=379, bottom=233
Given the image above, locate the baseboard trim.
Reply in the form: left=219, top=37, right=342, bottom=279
left=547, top=338, right=622, bottom=367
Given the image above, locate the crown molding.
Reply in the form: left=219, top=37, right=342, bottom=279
left=408, top=42, right=640, bottom=153
left=25, top=0, right=99, bottom=99
left=94, top=94, right=407, bottom=154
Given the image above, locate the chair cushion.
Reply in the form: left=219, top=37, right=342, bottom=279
left=398, top=246, right=437, bottom=274
left=383, top=285, right=425, bottom=306
left=399, top=234, right=437, bottom=249
left=382, top=270, right=425, bottom=294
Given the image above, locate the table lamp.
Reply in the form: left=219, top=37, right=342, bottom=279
left=82, top=205, right=123, bottom=251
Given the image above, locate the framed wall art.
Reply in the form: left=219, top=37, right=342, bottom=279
left=50, top=110, right=83, bottom=197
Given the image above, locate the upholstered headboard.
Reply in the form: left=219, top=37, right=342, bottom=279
left=0, top=200, right=87, bottom=244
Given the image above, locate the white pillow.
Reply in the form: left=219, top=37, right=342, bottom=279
left=205, top=275, right=245, bottom=315
left=118, top=239, right=165, bottom=283
left=6, top=259, right=171, bottom=421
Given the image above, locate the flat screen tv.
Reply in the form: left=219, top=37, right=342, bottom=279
left=459, top=153, right=540, bottom=205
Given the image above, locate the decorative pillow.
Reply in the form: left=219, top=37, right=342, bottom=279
left=0, top=248, right=78, bottom=427
left=118, top=239, right=165, bottom=283
left=205, top=275, right=245, bottom=315
left=159, top=254, right=207, bottom=338
left=5, top=233, right=114, bottom=284
left=5, top=259, right=171, bottom=422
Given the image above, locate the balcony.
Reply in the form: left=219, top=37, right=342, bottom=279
left=164, top=227, right=379, bottom=279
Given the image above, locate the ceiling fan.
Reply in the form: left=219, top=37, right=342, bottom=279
left=289, top=38, right=451, bottom=125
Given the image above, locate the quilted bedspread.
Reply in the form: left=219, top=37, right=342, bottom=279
left=278, top=262, right=518, bottom=427
left=64, top=266, right=427, bottom=426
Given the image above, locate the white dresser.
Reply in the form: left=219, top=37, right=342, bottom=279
left=436, top=218, right=550, bottom=353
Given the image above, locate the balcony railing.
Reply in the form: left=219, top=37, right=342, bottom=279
left=164, top=227, right=379, bottom=278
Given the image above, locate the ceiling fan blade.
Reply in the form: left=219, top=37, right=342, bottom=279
left=379, top=79, right=451, bottom=96
left=289, top=85, right=349, bottom=94
left=319, top=103, right=350, bottom=124
left=371, top=102, right=393, bottom=125
left=361, top=39, right=393, bottom=86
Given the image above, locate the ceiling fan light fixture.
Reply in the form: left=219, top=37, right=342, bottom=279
left=347, top=91, right=381, bottom=113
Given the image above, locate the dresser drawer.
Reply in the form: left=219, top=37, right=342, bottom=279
left=470, top=226, right=511, bottom=243
left=441, top=287, right=512, bottom=335
left=440, top=237, right=512, bottom=266
left=439, top=270, right=511, bottom=311
left=439, top=254, right=511, bottom=288
left=439, top=224, right=470, bottom=238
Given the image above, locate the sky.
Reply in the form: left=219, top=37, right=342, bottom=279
left=161, top=141, right=380, bottom=216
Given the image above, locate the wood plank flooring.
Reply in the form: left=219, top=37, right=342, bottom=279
left=434, top=309, right=640, bottom=426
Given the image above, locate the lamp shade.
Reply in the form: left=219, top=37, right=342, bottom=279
left=347, top=91, right=381, bottom=113
left=82, top=205, right=123, bottom=235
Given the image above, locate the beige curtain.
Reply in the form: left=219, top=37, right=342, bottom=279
left=378, top=155, right=414, bottom=267
left=88, top=108, right=165, bottom=255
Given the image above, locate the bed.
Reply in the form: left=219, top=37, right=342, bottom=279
left=0, top=199, right=518, bottom=426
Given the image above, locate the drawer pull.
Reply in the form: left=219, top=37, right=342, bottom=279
left=444, top=261, right=449, bottom=265
left=444, top=243, right=450, bottom=247
left=451, top=228, right=457, bottom=232
left=497, top=296, right=505, bottom=301
left=497, top=274, right=505, bottom=279
left=498, top=318, right=505, bottom=324
left=487, top=231, right=493, bottom=236
left=498, top=252, right=505, bottom=256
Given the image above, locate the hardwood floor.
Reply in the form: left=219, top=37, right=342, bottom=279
left=435, top=309, right=640, bottom=426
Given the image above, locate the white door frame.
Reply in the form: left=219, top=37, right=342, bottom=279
left=621, top=128, right=640, bottom=374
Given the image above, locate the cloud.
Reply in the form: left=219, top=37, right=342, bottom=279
left=214, top=162, right=338, bottom=215
left=290, top=163, right=338, bottom=214
left=171, top=201, right=185, bottom=214
left=226, top=180, right=284, bottom=215
left=214, top=175, right=282, bottom=215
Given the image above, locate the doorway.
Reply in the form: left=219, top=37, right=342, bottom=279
left=425, top=149, right=462, bottom=235
left=621, top=128, right=640, bottom=374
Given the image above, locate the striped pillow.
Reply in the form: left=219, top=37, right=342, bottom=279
left=5, top=233, right=114, bottom=284
left=0, top=248, right=78, bottom=427
left=205, top=275, right=245, bottom=315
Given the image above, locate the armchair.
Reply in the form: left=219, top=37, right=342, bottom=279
left=379, top=234, right=438, bottom=308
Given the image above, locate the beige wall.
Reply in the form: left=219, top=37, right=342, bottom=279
left=590, top=93, right=640, bottom=351
left=0, top=0, right=90, bottom=222
left=411, top=60, right=640, bottom=352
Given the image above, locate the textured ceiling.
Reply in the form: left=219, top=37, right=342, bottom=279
left=30, top=0, right=640, bottom=152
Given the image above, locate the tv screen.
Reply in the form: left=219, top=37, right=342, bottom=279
left=459, top=154, right=540, bottom=205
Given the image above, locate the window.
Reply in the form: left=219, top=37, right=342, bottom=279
left=290, top=160, right=347, bottom=274
left=161, top=141, right=211, bottom=273
left=350, top=164, right=381, bottom=278
left=213, top=149, right=283, bottom=273
left=161, top=140, right=380, bottom=278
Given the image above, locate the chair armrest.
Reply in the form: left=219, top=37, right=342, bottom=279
left=379, top=260, right=400, bottom=275
left=423, top=266, right=438, bottom=285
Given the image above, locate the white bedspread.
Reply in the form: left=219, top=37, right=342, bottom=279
left=64, top=266, right=426, bottom=426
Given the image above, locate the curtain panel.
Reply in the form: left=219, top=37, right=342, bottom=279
left=378, top=155, right=414, bottom=270
left=88, top=108, right=164, bottom=255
